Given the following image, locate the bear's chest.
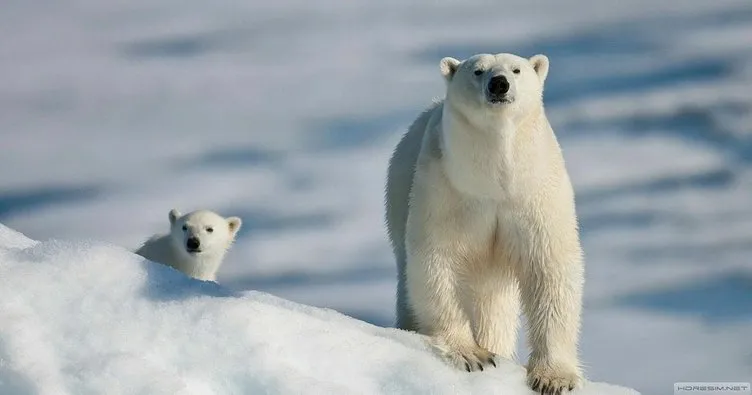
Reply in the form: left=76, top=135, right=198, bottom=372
left=438, top=197, right=539, bottom=268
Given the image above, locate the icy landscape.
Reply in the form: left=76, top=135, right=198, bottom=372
left=0, top=224, right=639, bottom=394
left=1, top=0, right=751, bottom=394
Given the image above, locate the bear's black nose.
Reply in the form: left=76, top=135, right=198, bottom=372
left=186, top=237, right=200, bottom=251
left=488, top=76, right=510, bottom=96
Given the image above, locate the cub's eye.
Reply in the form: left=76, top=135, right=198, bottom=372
left=182, top=225, right=187, bottom=231
left=206, top=227, right=214, bottom=233
left=474, top=69, right=483, bottom=76
left=513, top=69, right=520, bottom=74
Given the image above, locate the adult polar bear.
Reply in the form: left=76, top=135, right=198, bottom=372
left=385, top=52, right=584, bottom=394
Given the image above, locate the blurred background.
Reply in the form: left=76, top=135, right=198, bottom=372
left=1, top=0, right=751, bottom=393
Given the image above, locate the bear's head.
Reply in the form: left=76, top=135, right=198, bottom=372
left=439, top=52, right=549, bottom=122
left=168, top=209, right=242, bottom=258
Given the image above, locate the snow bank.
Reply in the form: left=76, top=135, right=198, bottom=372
left=0, top=224, right=639, bottom=395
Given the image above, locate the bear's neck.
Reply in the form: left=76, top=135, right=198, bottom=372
left=440, top=103, right=544, bottom=200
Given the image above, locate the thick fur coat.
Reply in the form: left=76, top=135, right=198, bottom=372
left=385, top=53, right=584, bottom=394
left=136, top=209, right=242, bottom=282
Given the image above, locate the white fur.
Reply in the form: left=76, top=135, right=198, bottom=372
left=385, top=53, right=584, bottom=394
left=135, top=209, right=242, bottom=282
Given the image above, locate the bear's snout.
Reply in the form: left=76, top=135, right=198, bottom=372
left=186, top=236, right=201, bottom=252
left=487, top=75, right=510, bottom=98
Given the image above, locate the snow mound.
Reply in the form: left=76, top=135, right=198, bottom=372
left=0, top=224, right=639, bottom=395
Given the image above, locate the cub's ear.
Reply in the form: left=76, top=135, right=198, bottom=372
left=529, top=54, right=549, bottom=83
left=227, top=217, right=242, bottom=236
left=169, top=209, right=181, bottom=226
left=439, top=57, right=461, bottom=82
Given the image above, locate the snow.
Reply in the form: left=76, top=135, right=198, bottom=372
left=0, top=224, right=639, bottom=395
left=1, top=0, right=752, bottom=394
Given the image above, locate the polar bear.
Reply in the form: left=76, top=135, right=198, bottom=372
left=135, top=209, right=242, bottom=282
left=385, top=52, right=584, bottom=394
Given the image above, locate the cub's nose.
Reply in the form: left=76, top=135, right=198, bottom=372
left=186, top=237, right=200, bottom=251
left=488, top=75, right=510, bottom=96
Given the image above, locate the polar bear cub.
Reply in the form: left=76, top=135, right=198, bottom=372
left=385, top=52, right=584, bottom=394
left=135, top=209, right=242, bottom=282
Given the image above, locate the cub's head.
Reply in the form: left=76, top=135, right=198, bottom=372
left=439, top=52, right=549, bottom=119
left=168, top=209, right=242, bottom=258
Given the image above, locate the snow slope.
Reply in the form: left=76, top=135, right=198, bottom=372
left=0, top=224, right=639, bottom=395
left=1, top=1, right=752, bottom=394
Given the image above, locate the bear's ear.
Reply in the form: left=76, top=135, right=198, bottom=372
left=439, top=57, right=461, bottom=82
left=227, top=217, right=242, bottom=236
left=529, top=54, right=549, bottom=83
left=169, top=209, right=181, bottom=226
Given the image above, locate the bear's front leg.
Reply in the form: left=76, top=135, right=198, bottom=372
left=519, top=243, right=584, bottom=394
left=404, top=246, right=498, bottom=372
left=403, top=161, right=501, bottom=372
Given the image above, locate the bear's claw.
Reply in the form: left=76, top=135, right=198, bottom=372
left=446, top=346, right=498, bottom=372
left=428, top=336, right=498, bottom=373
left=527, top=362, right=581, bottom=394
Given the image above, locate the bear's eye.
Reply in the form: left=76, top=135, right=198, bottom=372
left=182, top=225, right=187, bottom=232
left=206, top=227, right=214, bottom=233
left=473, top=69, right=483, bottom=76
left=513, top=68, right=520, bottom=74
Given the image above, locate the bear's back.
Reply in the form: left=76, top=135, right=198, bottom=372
left=135, top=234, right=180, bottom=268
